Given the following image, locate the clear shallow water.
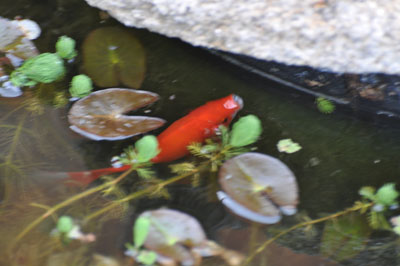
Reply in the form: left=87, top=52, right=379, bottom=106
left=1, top=0, right=400, bottom=265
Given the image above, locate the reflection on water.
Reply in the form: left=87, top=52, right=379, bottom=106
left=0, top=0, right=400, bottom=265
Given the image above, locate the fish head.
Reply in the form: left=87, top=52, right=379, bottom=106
left=198, top=94, right=243, bottom=129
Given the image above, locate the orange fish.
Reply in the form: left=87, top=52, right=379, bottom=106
left=60, top=94, right=243, bottom=186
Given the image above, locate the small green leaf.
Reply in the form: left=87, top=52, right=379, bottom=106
left=134, top=216, right=151, bottom=248
left=57, top=216, right=74, bottom=233
left=359, top=186, right=376, bottom=201
left=135, top=135, right=159, bottom=163
left=277, top=139, right=302, bottom=153
left=69, top=74, right=93, bottom=98
left=376, top=183, right=399, bottom=206
left=229, top=115, right=262, bottom=147
left=316, top=97, right=335, bottom=114
left=56, top=36, right=77, bottom=60
left=137, top=250, right=157, bottom=265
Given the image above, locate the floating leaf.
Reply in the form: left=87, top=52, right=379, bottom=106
left=69, top=74, right=93, bottom=98
left=135, top=135, right=159, bottom=163
left=229, top=115, right=262, bottom=147
left=82, top=27, right=146, bottom=88
left=218, top=152, right=298, bottom=224
left=0, top=16, right=39, bottom=59
left=56, top=36, right=77, bottom=60
left=277, top=138, right=302, bottom=153
left=10, top=53, right=65, bottom=87
left=68, top=88, right=165, bottom=140
left=376, top=183, right=399, bottom=207
left=321, top=213, right=371, bottom=261
left=138, top=209, right=243, bottom=266
left=134, top=216, right=151, bottom=249
left=316, top=97, right=335, bottom=114
left=57, top=216, right=74, bottom=233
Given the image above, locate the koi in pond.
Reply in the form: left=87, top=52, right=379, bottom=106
left=63, top=94, right=244, bottom=186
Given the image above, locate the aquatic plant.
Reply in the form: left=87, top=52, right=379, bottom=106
left=10, top=112, right=400, bottom=266
left=56, top=36, right=77, bottom=60
left=69, top=74, right=93, bottom=98
left=82, top=27, right=146, bottom=88
left=217, top=152, right=299, bottom=224
left=10, top=35, right=77, bottom=87
left=277, top=138, right=302, bottom=153
left=68, top=88, right=165, bottom=140
left=316, top=96, right=335, bottom=114
left=10, top=53, right=65, bottom=87
left=125, top=209, right=244, bottom=266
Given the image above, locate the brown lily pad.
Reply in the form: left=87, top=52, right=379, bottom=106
left=68, top=88, right=165, bottom=140
left=218, top=152, right=299, bottom=224
left=137, top=208, right=244, bottom=266
left=0, top=16, right=39, bottom=60
left=82, top=27, right=146, bottom=88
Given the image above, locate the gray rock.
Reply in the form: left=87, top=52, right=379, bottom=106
left=85, top=0, right=400, bottom=75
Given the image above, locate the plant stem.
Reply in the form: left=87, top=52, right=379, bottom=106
left=83, top=166, right=206, bottom=222
left=243, top=202, right=373, bottom=265
left=11, top=167, right=135, bottom=250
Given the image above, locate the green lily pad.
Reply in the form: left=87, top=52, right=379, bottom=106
left=82, top=27, right=146, bottom=88
left=68, top=88, right=165, bottom=140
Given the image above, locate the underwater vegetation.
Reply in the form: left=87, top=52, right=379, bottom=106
left=126, top=208, right=244, bottom=266
left=0, top=12, right=399, bottom=265
left=82, top=27, right=146, bottom=88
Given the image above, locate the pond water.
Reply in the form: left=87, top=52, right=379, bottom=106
left=1, top=0, right=400, bottom=265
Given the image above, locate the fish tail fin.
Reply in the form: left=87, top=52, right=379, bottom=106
left=65, top=165, right=131, bottom=186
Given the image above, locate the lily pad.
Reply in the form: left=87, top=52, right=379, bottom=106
left=137, top=208, right=244, bottom=266
left=68, top=88, right=165, bottom=140
left=82, top=27, right=146, bottom=88
left=218, top=152, right=299, bottom=224
left=0, top=17, right=39, bottom=60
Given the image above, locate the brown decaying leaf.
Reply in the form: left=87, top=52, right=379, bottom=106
left=140, top=208, right=244, bottom=266
left=68, top=88, right=165, bottom=140
left=218, top=152, right=299, bottom=224
left=0, top=16, right=39, bottom=59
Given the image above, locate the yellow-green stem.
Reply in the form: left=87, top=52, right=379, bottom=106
left=11, top=167, right=135, bottom=250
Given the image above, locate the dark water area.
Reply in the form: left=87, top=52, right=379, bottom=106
left=1, top=0, right=400, bottom=265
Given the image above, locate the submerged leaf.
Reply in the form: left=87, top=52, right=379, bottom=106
left=68, top=88, right=165, bottom=140
left=82, top=27, right=146, bottom=88
left=218, top=152, right=298, bottom=224
left=321, top=213, right=371, bottom=261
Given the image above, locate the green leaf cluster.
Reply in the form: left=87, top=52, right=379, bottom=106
left=135, top=135, right=159, bottom=163
left=56, top=36, right=77, bottom=60
left=69, top=74, right=93, bottom=98
left=359, top=183, right=399, bottom=208
left=11, top=53, right=65, bottom=87
left=316, top=97, right=335, bottom=114
left=10, top=35, right=77, bottom=89
left=359, top=184, right=399, bottom=232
